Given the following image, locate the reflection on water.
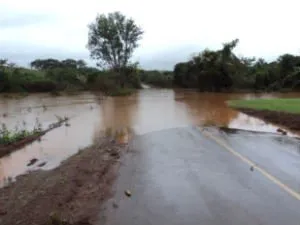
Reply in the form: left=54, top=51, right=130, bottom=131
left=1, top=89, right=300, bottom=187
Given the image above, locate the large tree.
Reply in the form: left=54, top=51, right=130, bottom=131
left=87, top=12, right=143, bottom=70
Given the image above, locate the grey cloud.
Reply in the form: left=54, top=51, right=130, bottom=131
left=0, top=41, right=203, bottom=70
left=0, top=13, right=57, bottom=28
left=138, top=45, right=204, bottom=70
left=0, top=41, right=93, bottom=67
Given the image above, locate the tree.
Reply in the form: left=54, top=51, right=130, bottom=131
left=174, top=62, right=189, bottom=87
left=61, top=59, right=78, bottom=68
left=221, top=39, right=239, bottom=60
left=8, top=63, right=16, bottom=68
left=30, top=59, right=62, bottom=70
left=77, top=60, right=87, bottom=69
left=0, top=59, right=8, bottom=68
left=31, top=58, right=87, bottom=70
left=0, top=59, right=9, bottom=92
left=87, top=12, right=143, bottom=70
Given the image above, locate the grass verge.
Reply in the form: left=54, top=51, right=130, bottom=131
left=228, top=98, right=300, bottom=114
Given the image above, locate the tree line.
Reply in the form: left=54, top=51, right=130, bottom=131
left=30, top=59, right=87, bottom=70
left=0, top=57, right=141, bottom=94
left=1, top=11, right=300, bottom=94
left=173, top=39, right=300, bottom=92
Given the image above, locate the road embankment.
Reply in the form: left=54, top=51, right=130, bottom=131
left=0, top=138, right=127, bottom=225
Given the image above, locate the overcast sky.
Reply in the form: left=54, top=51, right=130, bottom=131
left=0, top=0, right=300, bottom=69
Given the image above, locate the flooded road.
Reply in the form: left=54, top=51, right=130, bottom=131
left=100, top=127, right=300, bottom=225
left=1, top=89, right=300, bottom=186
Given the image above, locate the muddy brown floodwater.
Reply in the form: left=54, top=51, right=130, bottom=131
left=1, top=89, right=300, bottom=187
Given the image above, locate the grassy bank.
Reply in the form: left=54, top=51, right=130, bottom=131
left=228, top=98, right=300, bottom=114
left=228, top=98, right=300, bottom=131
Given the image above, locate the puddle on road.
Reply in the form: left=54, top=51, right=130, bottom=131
left=1, top=89, right=300, bottom=187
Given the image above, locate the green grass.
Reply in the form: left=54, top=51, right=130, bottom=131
left=0, top=118, right=43, bottom=145
left=0, top=124, right=41, bottom=145
left=228, top=98, right=300, bottom=114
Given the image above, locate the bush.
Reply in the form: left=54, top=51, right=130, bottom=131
left=140, top=70, right=173, bottom=87
left=0, top=59, right=142, bottom=95
left=87, top=69, right=140, bottom=95
left=88, top=72, right=117, bottom=91
left=22, top=81, right=58, bottom=92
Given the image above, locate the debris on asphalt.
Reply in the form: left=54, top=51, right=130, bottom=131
left=250, top=166, right=254, bottom=171
left=277, top=128, right=284, bottom=133
left=112, top=202, right=119, bottom=208
left=277, top=128, right=287, bottom=135
left=110, top=151, right=120, bottom=158
left=0, top=209, right=7, bottom=215
left=125, top=190, right=132, bottom=197
left=27, top=158, right=38, bottom=166
left=38, top=162, right=47, bottom=167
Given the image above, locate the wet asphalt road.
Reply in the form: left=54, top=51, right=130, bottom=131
left=100, top=127, right=300, bottom=225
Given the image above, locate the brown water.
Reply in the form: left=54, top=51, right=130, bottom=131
left=1, top=89, right=300, bottom=187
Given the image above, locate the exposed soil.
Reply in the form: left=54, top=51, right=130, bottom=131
left=0, top=138, right=127, bottom=225
left=237, top=108, right=300, bottom=131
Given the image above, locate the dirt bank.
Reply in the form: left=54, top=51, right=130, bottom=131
left=0, top=138, right=127, bottom=225
left=237, top=108, right=300, bottom=131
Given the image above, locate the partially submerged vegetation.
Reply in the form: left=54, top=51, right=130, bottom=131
left=0, top=119, right=42, bottom=145
left=0, top=116, right=69, bottom=157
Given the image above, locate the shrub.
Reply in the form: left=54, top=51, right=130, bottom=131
left=140, top=70, right=173, bottom=87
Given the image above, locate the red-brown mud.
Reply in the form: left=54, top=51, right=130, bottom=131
left=0, top=138, right=127, bottom=225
